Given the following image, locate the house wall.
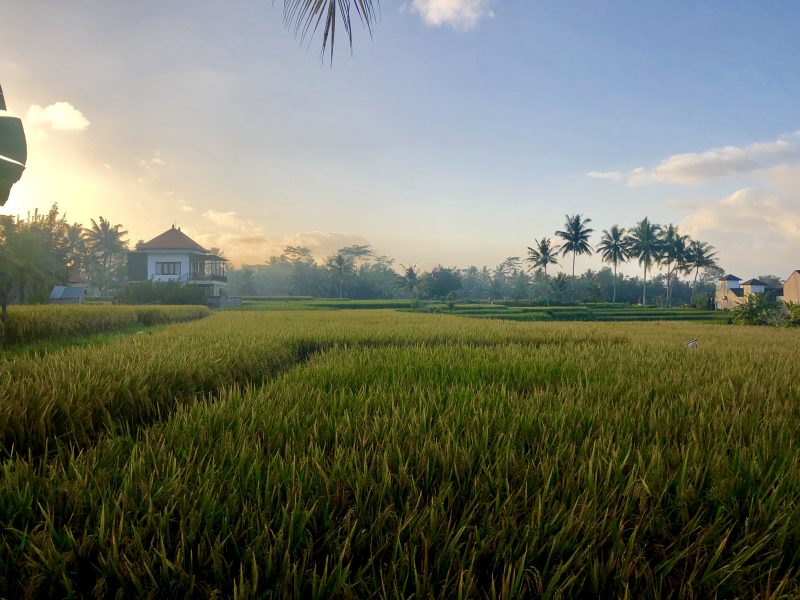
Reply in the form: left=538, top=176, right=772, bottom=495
left=146, top=252, right=191, bottom=282
left=715, top=284, right=746, bottom=310
left=781, top=272, right=800, bottom=304
left=742, top=284, right=765, bottom=295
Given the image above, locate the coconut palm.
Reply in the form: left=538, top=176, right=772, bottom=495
left=325, top=251, right=355, bottom=299
left=83, top=217, right=128, bottom=295
left=596, top=225, right=630, bottom=304
left=284, top=0, right=378, bottom=61
left=525, top=238, right=560, bottom=305
left=555, top=214, right=593, bottom=300
left=686, top=240, right=718, bottom=295
left=626, top=218, right=661, bottom=307
left=658, top=224, right=690, bottom=308
left=396, top=264, right=420, bottom=299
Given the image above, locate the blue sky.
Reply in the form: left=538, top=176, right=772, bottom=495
left=1, top=1, right=799, bottom=276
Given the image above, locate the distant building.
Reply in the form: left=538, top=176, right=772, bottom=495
left=779, top=270, right=800, bottom=304
left=715, top=274, right=744, bottom=310
left=715, top=272, right=797, bottom=310
left=49, top=285, right=88, bottom=304
left=126, top=225, right=228, bottom=297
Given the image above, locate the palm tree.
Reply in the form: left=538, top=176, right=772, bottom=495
left=396, top=264, right=420, bottom=299
left=525, top=238, right=560, bottom=306
left=626, top=218, right=661, bottom=307
left=83, top=217, right=128, bottom=295
left=658, top=224, right=690, bottom=308
left=686, top=240, right=718, bottom=296
left=63, top=222, right=87, bottom=280
left=284, top=0, right=378, bottom=61
left=555, top=214, right=594, bottom=301
left=0, top=220, right=50, bottom=319
left=596, top=225, right=630, bottom=304
left=325, top=251, right=354, bottom=299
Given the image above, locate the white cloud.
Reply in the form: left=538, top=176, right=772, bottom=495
left=25, top=102, right=89, bottom=132
left=588, top=131, right=800, bottom=187
left=586, top=170, right=623, bottom=182
left=681, top=185, right=800, bottom=276
left=411, top=0, right=494, bottom=29
left=202, top=209, right=250, bottom=229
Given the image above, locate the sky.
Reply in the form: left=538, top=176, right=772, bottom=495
left=1, top=0, right=799, bottom=277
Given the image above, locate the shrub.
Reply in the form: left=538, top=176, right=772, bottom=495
left=732, top=293, right=788, bottom=326
left=117, top=281, right=208, bottom=305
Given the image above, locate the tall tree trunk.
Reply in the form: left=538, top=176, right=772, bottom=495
left=643, top=264, right=647, bottom=307
left=571, top=252, right=576, bottom=302
left=612, top=263, right=617, bottom=304
left=544, top=266, right=549, bottom=306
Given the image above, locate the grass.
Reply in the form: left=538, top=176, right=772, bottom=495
left=1, top=309, right=798, bottom=597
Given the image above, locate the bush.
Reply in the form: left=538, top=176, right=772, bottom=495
left=117, top=281, right=208, bottom=305
left=788, top=303, right=800, bottom=326
left=692, top=292, right=710, bottom=309
left=732, top=294, right=788, bottom=326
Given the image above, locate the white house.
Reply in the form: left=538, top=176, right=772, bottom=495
left=127, top=226, right=227, bottom=297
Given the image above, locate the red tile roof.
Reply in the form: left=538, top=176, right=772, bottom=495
left=139, top=226, right=208, bottom=253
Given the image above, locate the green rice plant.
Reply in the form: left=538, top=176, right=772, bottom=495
left=2, top=312, right=800, bottom=596
left=0, top=305, right=210, bottom=346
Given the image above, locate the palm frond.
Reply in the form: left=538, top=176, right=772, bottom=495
left=283, top=0, right=379, bottom=62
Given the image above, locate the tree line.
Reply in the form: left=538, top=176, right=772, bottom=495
left=0, top=204, right=128, bottom=320
left=1, top=204, right=733, bottom=314
left=526, top=214, right=719, bottom=307
left=229, top=214, right=725, bottom=307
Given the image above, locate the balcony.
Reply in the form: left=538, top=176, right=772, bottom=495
left=189, top=273, right=227, bottom=283
left=188, top=256, right=227, bottom=284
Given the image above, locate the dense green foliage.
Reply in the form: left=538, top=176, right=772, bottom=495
left=732, top=293, right=792, bottom=327
left=0, top=304, right=209, bottom=346
left=0, top=205, right=129, bottom=313
left=1, top=310, right=800, bottom=597
left=118, top=281, right=209, bottom=305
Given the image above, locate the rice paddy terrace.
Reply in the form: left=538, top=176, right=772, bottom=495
left=1, top=306, right=798, bottom=598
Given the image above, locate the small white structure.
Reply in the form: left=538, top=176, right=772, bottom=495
left=49, top=285, right=88, bottom=304
left=126, top=226, right=228, bottom=297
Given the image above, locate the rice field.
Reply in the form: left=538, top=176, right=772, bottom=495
left=0, top=304, right=210, bottom=346
left=2, top=309, right=799, bottom=597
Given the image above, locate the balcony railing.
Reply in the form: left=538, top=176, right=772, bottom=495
left=189, top=273, right=227, bottom=283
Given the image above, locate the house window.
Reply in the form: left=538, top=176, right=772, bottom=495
left=156, top=262, right=181, bottom=276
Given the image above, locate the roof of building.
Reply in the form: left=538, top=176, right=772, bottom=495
left=730, top=288, right=744, bottom=297
left=139, top=225, right=209, bottom=253
left=49, top=286, right=87, bottom=300
left=719, top=274, right=742, bottom=281
left=742, top=278, right=768, bottom=286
